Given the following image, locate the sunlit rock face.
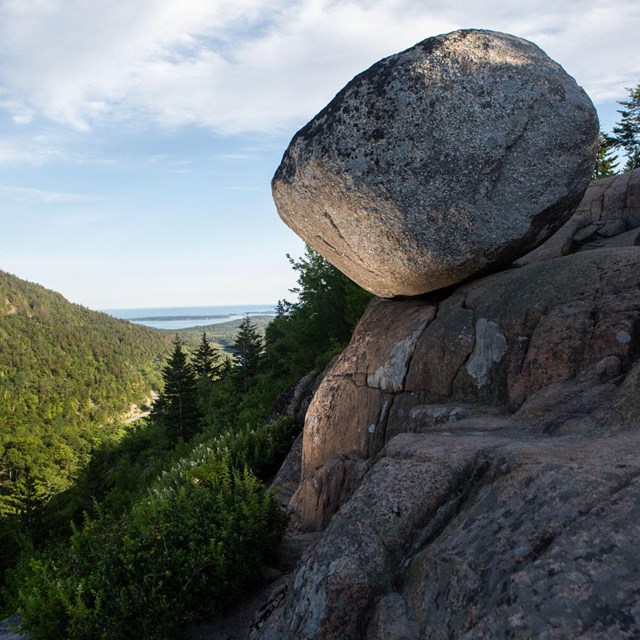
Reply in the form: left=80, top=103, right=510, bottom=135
left=273, top=29, right=598, bottom=297
left=291, top=244, right=640, bottom=531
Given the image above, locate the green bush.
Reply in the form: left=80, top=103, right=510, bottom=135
left=179, top=416, right=301, bottom=483
left=15, top=457, right=286, bottom=640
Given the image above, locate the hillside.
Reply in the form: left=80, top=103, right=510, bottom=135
left=0, top=270, right=171, bottom=517
left=0, top=242, right=371, bottom=638
left=176, top=315, right=274, bottom=350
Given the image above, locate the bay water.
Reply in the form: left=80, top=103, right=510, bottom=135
left=103, top=304, right=276, bottom=330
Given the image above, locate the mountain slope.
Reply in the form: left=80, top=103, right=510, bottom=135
left=0, top=270, right=171, bottom=514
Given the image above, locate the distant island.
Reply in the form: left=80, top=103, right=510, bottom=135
left=130, top=314, right=239, bottom=322
left=128, top=311, right=275, bottom=322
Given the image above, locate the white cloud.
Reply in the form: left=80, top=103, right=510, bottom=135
left=0, top=186, right=96, bottom=204
left=0, top=0, right=637, bottom=135
left=0, top=134, right=68, bottom=166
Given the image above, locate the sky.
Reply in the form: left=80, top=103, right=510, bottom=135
left=0, top=0, right=638, bottom=310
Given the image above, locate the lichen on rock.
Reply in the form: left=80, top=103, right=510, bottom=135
left=273, top=29, right=599, bottom=297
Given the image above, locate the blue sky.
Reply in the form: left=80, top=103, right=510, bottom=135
left=0, top=0, right=638, bottom=309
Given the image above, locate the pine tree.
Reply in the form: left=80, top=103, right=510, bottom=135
left=6, top=466, right=49, bottom=537
left=192, top=332, right=222, bottom=380
left=262, top=247, right=372, bottom=382
left=153, top=337, right=201, bottom=442
left=593, top=132, right=619, bottom=179
left=233, top=317, right=263, bottom=392
left=610, top=83, right=640, bottom=171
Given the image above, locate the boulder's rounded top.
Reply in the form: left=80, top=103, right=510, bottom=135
left=273, top=29, right=599, bottom=298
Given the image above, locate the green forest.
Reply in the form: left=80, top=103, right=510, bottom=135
left=0, top=248, right=371, bottom=639
left=0, top=270, right=171, bottom=523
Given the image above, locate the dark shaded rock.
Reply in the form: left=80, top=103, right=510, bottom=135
left=269, top=360, right=339, bottom=509
left=291, top=453, right=372, bottom=531
left=273, top=29, right=598, bottom=297
left=269, top=432, right=303, bottom=507
left=0, top=615, right=26, bottom=640
left=276, top=532, right=322, bottom=574
left=271, top=357, right=339, bottom=425
left=270, top=372, right=315, bottom=424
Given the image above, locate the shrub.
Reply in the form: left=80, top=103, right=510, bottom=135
left=16, top=456, right=286, bottom=640
left=173, top=416, right=301, bottom=485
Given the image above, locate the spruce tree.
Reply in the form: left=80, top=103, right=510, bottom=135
left=233, top=316, right=263, bottom=392
left=7, top=466, right=48, bottom=537
left=593, top=132, right=619, bottom=179
left=261, top=247, right=372, bottom=382
left=610, top=83, right=640, bottom=171
left=192, top=332, right=222, bottom=380
left=153, top=337, right=201, bottom=442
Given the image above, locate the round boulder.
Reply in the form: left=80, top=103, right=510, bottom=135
left=272, top=29, right=599, bottom=297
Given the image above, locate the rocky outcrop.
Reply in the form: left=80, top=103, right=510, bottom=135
left=256, top=24, right=638, bottom=640
left=291, top=245, right=640, bottom=530
left=252, top=431, right=640, bottom=640
left=250, top=171, right=640, bottom=639
left=273, top=29, right=598, bottom=298
left=519, top=168, right=640, bottom=264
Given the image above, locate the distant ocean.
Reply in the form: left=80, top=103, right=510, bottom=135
left=103, top=305, right=277, bottom=330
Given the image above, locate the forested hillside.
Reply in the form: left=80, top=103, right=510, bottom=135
left=0, top=270, right=171, bottom=520
left=176, top=314, right=273, bottom=350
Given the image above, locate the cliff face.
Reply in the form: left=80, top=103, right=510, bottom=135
left=252, top=172, right=640, bottom=639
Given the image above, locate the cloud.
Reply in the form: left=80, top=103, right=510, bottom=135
left=0, top=133, right=68, bottom=166
left=0, top=0, right=637, bottom=135
left=0, top=186, right=96, bottom=205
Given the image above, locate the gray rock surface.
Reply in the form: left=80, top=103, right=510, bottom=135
left=273, top=29, right=598, bottom=297
left=269, top=432, right=302, bottom=507
left=288, top=171, right=640, bottom=532
left=251, top=431, right=640, bottom=640
left=291, top=245, right=640, bottom=531
left=0, top=615, right=26, bottom=640
left=247, top=174, right=640, bottom=637
left=519, top=168, right=640, bottom=263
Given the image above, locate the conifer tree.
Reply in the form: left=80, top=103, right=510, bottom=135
left=153, top=337, right=201, bottom=441
left=593, top=132, right=619, bottom=179
left=7, top=466, right=49, bottom=537
left=233, top=316, right=263, bottom=392
left=262, top=247, right=372, bottom=382
left=610, top=83, right=640, bottom=171
left=192, top=332, right=222, bottom=380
